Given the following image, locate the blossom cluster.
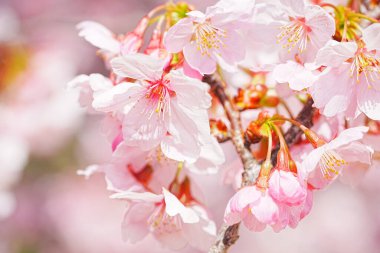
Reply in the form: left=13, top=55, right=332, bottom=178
left=69, top=0, right=379, bottom=251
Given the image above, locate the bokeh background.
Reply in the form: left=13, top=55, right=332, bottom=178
left=0, top=0, right=379, bottom=252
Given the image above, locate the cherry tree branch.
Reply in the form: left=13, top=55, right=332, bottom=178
left=203, top=74, right=260, bottom=253
left=204, top=75, right=260, bottom=185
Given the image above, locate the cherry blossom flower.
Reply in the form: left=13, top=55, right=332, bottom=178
left=311, top=24, right=380, bottom=120
left=301, top=126, right=370, bottom=188
left=111, top=188, right=216, bottom=251
left=247, top=0, right=335, bottom=68
left=268, top=169, right=307, bottom=206
left=93, top=53, right=214, bottom=163
left=224, top=169, right=310, bottom=232
left=224, top=185, right=280, bottom=232
left=164, top=0, right=255, bottom=74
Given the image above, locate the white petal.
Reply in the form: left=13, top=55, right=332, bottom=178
left=111, top=191, right=163, bottom=202
left=110, top=54, right=164, bottom=80
left=92, top=82, right=143, bottom=112
left=328, top=126, right=369, bottom=150
left=162, top=188, right=200, bottom=224
left=315, top=40, right=357, bottom=68
left=362, top=23, right=380, bottom=51
left=77, top=21, right=120, bottom=53
left=357, top=83, right=380, bottom=120
left=164, top=18, right=193, bottom=53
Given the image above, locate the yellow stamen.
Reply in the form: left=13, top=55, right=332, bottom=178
left=319, top=150, right=346, bottom=179
left=277, top=18, right=310, bottom=53
left=194, top=21, right=227, bottom=56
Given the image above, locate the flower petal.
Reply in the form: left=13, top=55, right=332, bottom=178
left=362, top=23, right=380, bottom=51
left=183, top=43, right=217, bottom=74
left=164, top=17, right=194, bottom=53
left=357, top=82, right=380, bottom=120
left=111, top=54, right=164, bottom=80
left=315, top=40, right=357, bottom=68
left=163, top=188, right=200, bottom=224
left=77, top=21, right=120, bottom=53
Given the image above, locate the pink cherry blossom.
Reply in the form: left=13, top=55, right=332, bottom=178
left=94, top=53, right=214, bottom=163
left=301, top=126, right=370, bottom=188
left=164, top=1, right=254, bottom=74
left=268, top=169, right=307, bottom=205
left=111, top=188, right=216, bottom=251
left=248, top=0, right=335, bottom=67
left=224, top=186, right=279, bottom=232
left=311, top=24, right=380, bottom=120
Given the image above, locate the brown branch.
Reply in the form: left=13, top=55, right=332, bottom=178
left=270, top=98, right=316, bottom=164
left=204, top=75, right=260, bottom=185
left=203, top=75, right=260, bottom=253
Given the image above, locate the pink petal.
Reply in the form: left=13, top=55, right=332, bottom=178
left=301, top=146, right=325, bottom=174
left=122, top=97, right=167, bottom=150
left=306, top=5, right=336, bottom=49
left=183, top=43, right=217, bottom=74
left=111, top=191, right=163, bottom=202
left=170, top=70, right=211, bottom=109
left=163, top=188, right=200, bottom=224
left=92, top=82, right=143, bottom=112
left=315, top=41, right=357, bottom=68
left=121, top=202, right=154, bottom=243
left=280, top=0, right=305, bottom=16
left=160, top=102, right=201, bottom=163
left=110, top=54, right=164, bottom=80
left=182, top=206, right=216, bottom=251
left=242, top=209, right=266, bottom=232
left=310, top=64, right=354, bottom=117
left=268, top=170, right=307, bottom=205
left=77, top=21, right=120, bottom=53
left=357, top=81, right=380, bottom=120
left=164, top=17, right=194, bottom=53
left=273, top=61, right=317, bottom=91
left=362, top=23, right=380, bottom=51
left=250, top=192, right=279, bottom=224
left=217, top=28, right=245, bottom=66
left=328, top=126, right=368, bottom=150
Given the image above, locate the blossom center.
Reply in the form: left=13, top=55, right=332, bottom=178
left=319, top=150, right=346, bottom=179
left=277, top=17, right=311, bottom=53
left=148, top=205, right=182, bottom=234
left=350, top=48, right=380, bottom=88
left=145, top=78, right=176, bottom=115
left=193, top=21, right=227, bottom=56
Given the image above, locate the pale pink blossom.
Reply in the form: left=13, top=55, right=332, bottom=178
left=164, top=0, right=254, bottom=74
left=248, top=0, right=335, bottom=67
left=111, top=188, right=216, bottom=251
left=268, top=169, right=307, bottom=205
left=311, top=24, right=380, bottom=119
left=224, top=186, right=279, bottom=232
left=94, top=53, right=214, bottom=163
left=301, top=126, right=370, bottom=189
